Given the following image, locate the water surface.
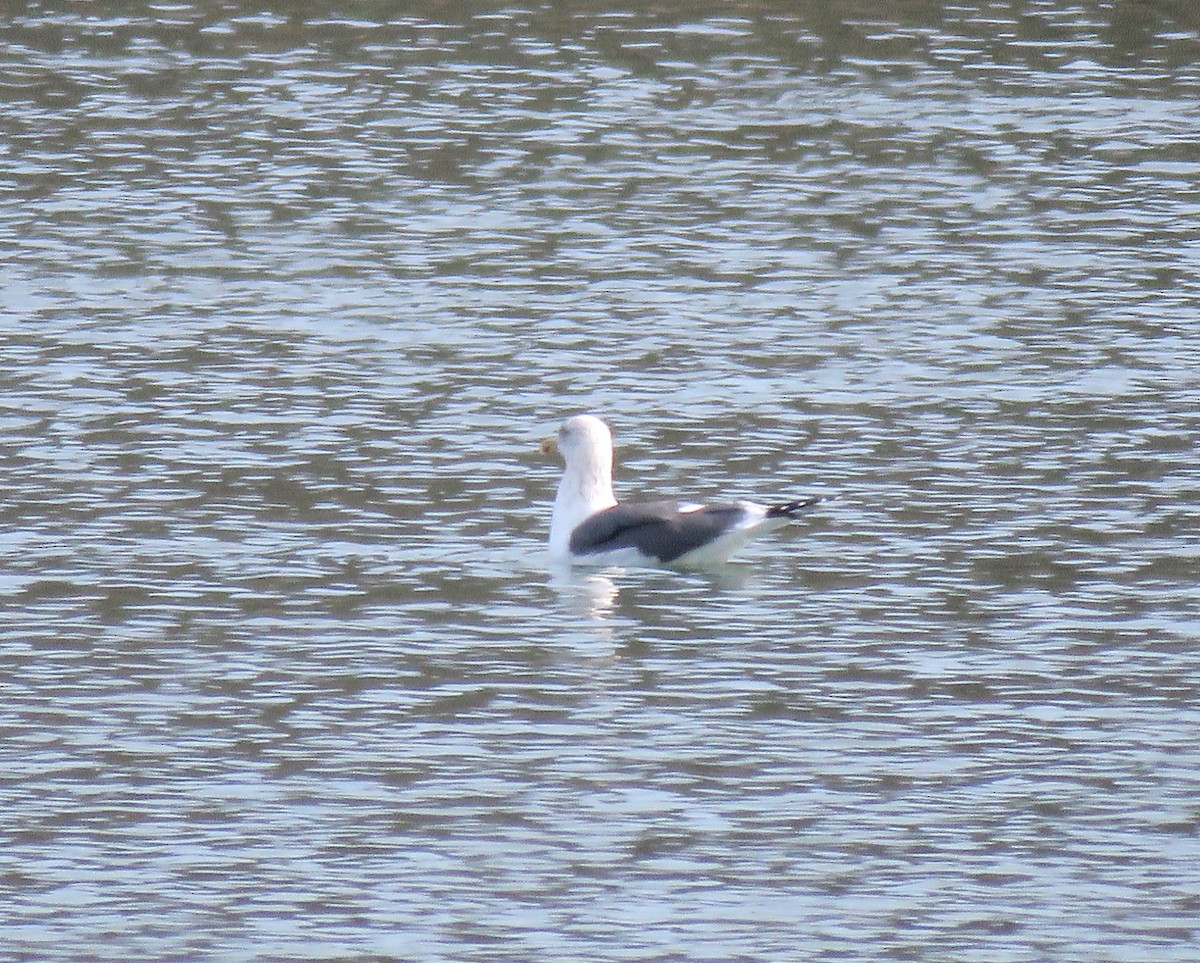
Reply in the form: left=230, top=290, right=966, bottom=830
left=3, top=3, right=1199, bottom=960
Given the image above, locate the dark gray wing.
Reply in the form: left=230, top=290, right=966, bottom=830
left=568, top=501, right=747, bottom=563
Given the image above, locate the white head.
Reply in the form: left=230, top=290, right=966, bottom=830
left=547, top=414, right=618, bottom=559
left=555, top=414, right=613, bottom=475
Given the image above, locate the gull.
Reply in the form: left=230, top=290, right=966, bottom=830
left=544, top=414, right=822, bottom=568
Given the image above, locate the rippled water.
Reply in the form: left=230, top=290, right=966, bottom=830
left=3, top=3, right=1200, bottom=960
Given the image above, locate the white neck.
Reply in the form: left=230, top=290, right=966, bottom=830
left=549, top=456, right=617, bottom=560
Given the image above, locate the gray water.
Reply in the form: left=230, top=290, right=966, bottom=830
left=3, top=3, right=1200, bottom=960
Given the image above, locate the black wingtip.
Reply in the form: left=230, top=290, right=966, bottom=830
left=766, top=496, right=826, bottom=519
